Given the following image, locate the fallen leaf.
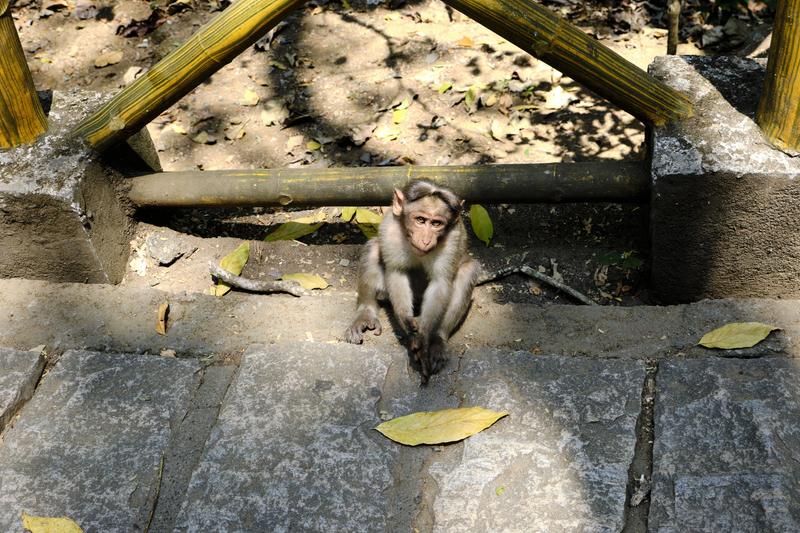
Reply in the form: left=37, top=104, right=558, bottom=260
left=495, top=486, right=506, bottom=496
left=214, top=242, right=250, bottom=297
left=392, top=107, right=408, bottom=124
left=354, top=208, right=383, bottom=225
left=457, top=36, right=475, bottom=47
left=341, top=207, right=357, bottom=222
left=94, top=51, right=123, bottom=68
left=260, top=101, right=289, bottom=126
left=21, top=512, right=83, bottom=533
left=265, top=212, right=326, bottom=242
left=374, top=124, right=400, bottom=141
left=698, top=322, right=780, bottom=349
left=375, top=406, right=508, bottom=446
left=170, top=123, right=187, bottom=135
left=543, top=85, right=578, bottom=110
left=470, top=204, right=493, bottom=246
left=490, top=119, right=507, bottom=141
left=464, top=85, right=479, bottom=113
left=190, top=131, right=216, bottom=144
left=240, top=88, right=259, bottom=106
left=155, top=301, right=169, bottom=336
left=281, top=273, right=329, bottom=290
left=437, top=82, right=453, bottom=94
left=358, top=223, right=380, bottom=238
left=306, top=140, right=322, bottom=151
left=123, top=66, right=143, bottom=85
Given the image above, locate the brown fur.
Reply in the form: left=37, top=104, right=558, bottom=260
left=344, top=180, right=481, bottom=384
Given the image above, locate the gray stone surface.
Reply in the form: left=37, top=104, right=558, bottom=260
left=0, top=347, right=44, bottom=431
left=173, top=343, right=400, bottom=531
left=428, top=350, right=644, bottom=532
left=648, top=56, right=800, bottom=302
left=0, top=350, right=200, bottom=532
left=0, top=90, right=145, bottom=283
left=651, top=358, right=800, bottom=532
left=2, top=278, right=800, bottom=360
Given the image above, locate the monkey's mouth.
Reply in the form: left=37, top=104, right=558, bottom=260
left=410, top=243, right=430, bottom=255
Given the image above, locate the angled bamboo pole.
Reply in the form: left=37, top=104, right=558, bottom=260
left=128, top=162, right=648, bottom=207
left=756, top=0, right=800, bottom=153
left=442, top=0, right=693, bottom=125
left=72, top=0, right=305, bottom=151
left=0, top=0, right=47, bottom=148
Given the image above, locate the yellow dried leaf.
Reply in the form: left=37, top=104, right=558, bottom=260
left=698, top=322, right=780, bottom=349
left=469, top=204, right=493, bottom=246
left=354, top=208, right=383, bottom=225
left=265, top=211, right=326, bottom=242
left=240, top=88, right=260, bottom=106
left=341, top=207, right=357, bottom=222
left=21, top=512, right=83, bottom=533
left=307, top=140, right=322, bottom=151
left=358, top=223, right=380, bottom=239
left=170, top=123, right=187, bottom=135
left=155, top=301, right=169, bottom=336
left=281, top=273, right=329, bottom=290
left=392, top=107, right=408, bottom=124
left=214, top=242, right=250, bottom=297
left=376, top=407, right=508, bottom=446
left=457, top=36, right=475, bottom=47
left=437, top=82, right=453, bottom=94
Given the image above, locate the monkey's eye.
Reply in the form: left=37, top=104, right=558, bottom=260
left=431, top=220, right=443, bottom=228
left=415, top=216, right=426, bottom=224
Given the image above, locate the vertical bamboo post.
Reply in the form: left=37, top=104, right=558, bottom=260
left=756, top=0, right=800, bottom=153
left=666, top=0, right=681, bottom=55
left=72, top=0, right=306, bottom=152
left=0, top=0, right=47, bottom=149
left=442, top=0, right=693, bottom=125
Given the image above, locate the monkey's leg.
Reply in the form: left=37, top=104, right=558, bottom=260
left=344, top=240, right=384, bottom=344
left=438, top=260, right=481, bottom=339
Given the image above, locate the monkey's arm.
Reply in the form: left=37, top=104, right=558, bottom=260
left=385, top=269, right=416, bottom=333
left=344, top=239, right=384, bottom=344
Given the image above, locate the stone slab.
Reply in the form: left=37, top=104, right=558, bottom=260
left=173, top=343, right=400, bottom=531
left=648, top=56, right=800, bottom=302
left=650, top=358, right=800, bottom=532
left=427, top=350, right=645, bottom=532
left=0, top=350, right=200, bottom=532
left=0, top=347, right=44, bottom=431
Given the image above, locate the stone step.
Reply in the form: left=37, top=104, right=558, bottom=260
left=1, top=278, right=798, bottom=361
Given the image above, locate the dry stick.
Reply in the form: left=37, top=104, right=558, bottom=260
left=478, top=265, right=598, bottom=306
left=209, top=263, right=307, bottom=297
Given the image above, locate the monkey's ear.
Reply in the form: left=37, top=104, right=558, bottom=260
left=392, top=188, right=405, bottom=216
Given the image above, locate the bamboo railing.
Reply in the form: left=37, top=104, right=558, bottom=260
left=128, top=162, right=648, bottom=207
left=757, top=0, right=800, bottom=153
left=0, top=0, right=47, bottom=148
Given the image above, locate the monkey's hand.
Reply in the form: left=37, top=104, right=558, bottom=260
left=410, top=333, right=447, bottom=385
left=344, top=311, right=383, bottom=344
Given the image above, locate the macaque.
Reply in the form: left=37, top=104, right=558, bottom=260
left=344, top=180, right=481, bottom=384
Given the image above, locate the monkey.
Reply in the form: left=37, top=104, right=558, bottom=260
left=344, top=179, right=481, bottom=384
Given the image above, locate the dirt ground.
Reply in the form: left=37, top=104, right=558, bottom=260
left=12, top=0, right=774, bottom=305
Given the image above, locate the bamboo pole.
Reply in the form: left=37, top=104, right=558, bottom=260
left=442, top=0, right=693, bottom=125
left=667, top=0, right=681, bottom=55
left=128, top=162, right=648, bottom=207
left=756, top=0, right=800, bottom=153
left=72, top=0, right=306, bottom=152
left=0, top=0, right=47, bottom=149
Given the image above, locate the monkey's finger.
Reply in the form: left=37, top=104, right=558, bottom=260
left=372, top=320, right=383, bottom=336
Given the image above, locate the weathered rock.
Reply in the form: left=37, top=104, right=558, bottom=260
left=146, top=228, right=197, bottom=266
left=0, top=347, right=44, bottom=431
left=648, top=56, right=800, bottom=302
left=427, top=350, right=645, bottom=532
left=174, top=343, right=400, bottom=531
left=651, top=358, right=800, bottom=532
left=0, top=90, right=157, bottom=284
left=0, top=350, right=199, bottom=532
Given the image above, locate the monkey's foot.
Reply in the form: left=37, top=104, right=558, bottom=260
left=343, top=315, right=382, bottom=344
left=413, top=334, right=447, bottom=385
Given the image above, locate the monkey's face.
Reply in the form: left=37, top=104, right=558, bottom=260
left=403, top=197, right=452, bottom=255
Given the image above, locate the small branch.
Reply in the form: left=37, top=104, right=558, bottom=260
left=478, top=265, right=598, bottom=306
left=209, top=263, right=308, bottom=297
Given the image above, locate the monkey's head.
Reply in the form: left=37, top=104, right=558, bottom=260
left=392, top=180, right=463, bottom=255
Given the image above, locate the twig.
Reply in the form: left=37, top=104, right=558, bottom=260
left=209, top=263, right=308, bottom=297
left=477, top=265, right=598, bottom=305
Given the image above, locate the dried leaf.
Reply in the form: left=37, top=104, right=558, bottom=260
left=214, top=242, right=250, bottom=297
left=240, top=88, right=260, bottom=106
left=358, top=223, right=380, bottom=238
left=490, top=119, right=507, bottom=141
left=464, top=85, right=479, bottom=113
left=437, top=82, right=453, bottom=94
left=265, top=212, right=326, bottom=242
left=281, top=273, right=329, bottom=290
left=21, top=512, right=83, bottom=533
left=170, top=123, right=187, bottom=135
left=341, top=207, right=357, bottom=222
left=354, top=208, right=383, bottom=225
left=306, top=140, right=322, bottom=151
left=698, top=322, right=780, bottom=349
left=392, top=107, right=408, bottom=124
left=375, top=406, right=508, bottom=446
left=543, top=85, right=578, bottom=110
left=155, top=301, right=169, bottom=336
left=469, top=204, right=493, bottom=246
left=94, top=50, right=123, bottom=68
left=457, top=36, right=475, bottom=47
